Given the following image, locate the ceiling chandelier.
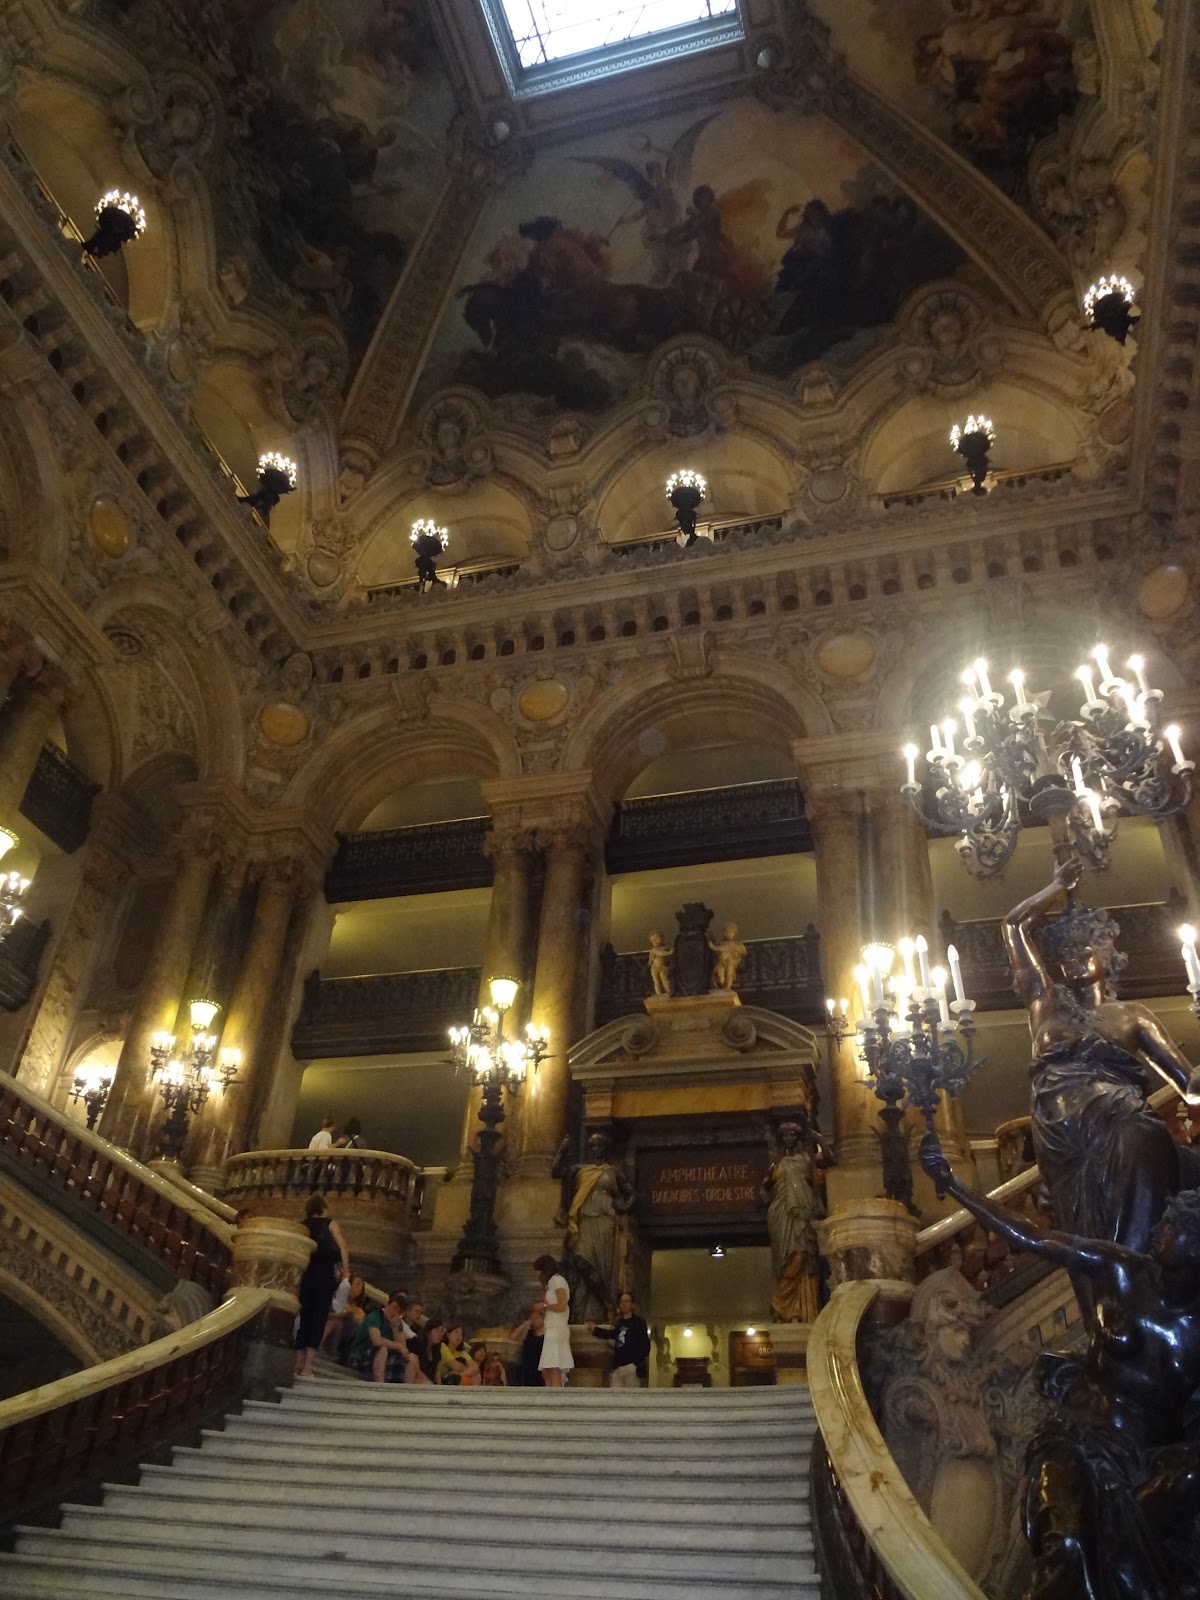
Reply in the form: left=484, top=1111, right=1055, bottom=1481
left=949, top=415, right=994, bottom=495
left=901, top=649, right=1193, bottom=877
left=82, top=190, right=146, bottom=259
left=1084, top=274, right=1138, bottom=345
left=410, top=519, right=449, bottom=591
left=239, top=452, right=297, bottom=523
left=666, top=469, right=708, bottom=547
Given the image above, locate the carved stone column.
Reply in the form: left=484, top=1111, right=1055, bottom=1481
left=99, top=824, right=218, bottom=1157
left=0, top=662, right=72, bottom=825
left=520, top=823, right=596, bottom=1176
left=189, top=855, right=306, bottom=1188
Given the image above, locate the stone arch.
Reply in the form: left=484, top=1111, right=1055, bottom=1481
left=564, top=658, right=829, bottom=805
left=0, top=1267, right=101, bottom=1367
left=280, top=700, right=520, bottom=830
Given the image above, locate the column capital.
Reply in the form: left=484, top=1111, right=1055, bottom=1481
left=248, top=851, right=323, bottom=898
left=793, top=732, right=907, bottom=808
left=482, top=824, right=536, bottom=864
left=482, top=769, right=611, bottom=844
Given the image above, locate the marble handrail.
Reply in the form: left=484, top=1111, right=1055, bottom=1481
left=0, top=1069, right=233, bottom=1291
left=0, top=1287, right=271, bottom=1526
left=223, top=1147, right=424, bottom=1215
left=807, top=1280, right=987, bottom=1600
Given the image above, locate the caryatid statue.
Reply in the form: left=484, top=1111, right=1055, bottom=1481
left=552, top=1132, right=637, bottom=1324
left=760, top=1119, right=826, bottom=1323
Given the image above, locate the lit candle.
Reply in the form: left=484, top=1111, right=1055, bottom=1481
left=1120, top=685, right=1146, bottom=726
left=958, top=698, right=977, bottom=740
left=1092, top=644, right=1113, bottom=687
left=974, top=658, right=993, bottom=700
left=870, top=959, right=885, bottom=1007
left=839, top=997, right=849, bottom=1016
left=941, top=718, right=958, bottom=758
left=1076, top=664, right=1096, bottom=705
left=1127, top=654, right=1149, bottom=696
left=1071, top=756, right=1087, bottom=796
left=898, top=937, right=916, bottom=986
left=961, top=665, right=979, bottom=696
left=825, top=997, right=835, bottom=1016
left=855, top=964, right=873, bottom=1016
left=947, top=942, right=966, bottom=1006
left=1165, top=724, right=1187, bottom=769
left=1180, top=925, right=1200, bottom=992
left=1009, top=668, right=1028, bottom=707
left=1084, top=788, right=1104, bottom=834
left=915, top=933, right=932, bottom=991
left=903, top=743, right=918, bottom=787
left=931, top=967, right=951, bottom=1026
left=929, top=723, right=944, bottom=756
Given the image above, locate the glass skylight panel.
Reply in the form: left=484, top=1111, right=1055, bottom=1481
left=499, top=0, right=739, bottom=69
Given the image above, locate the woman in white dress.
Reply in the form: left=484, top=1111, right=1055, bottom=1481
left=533, top=1254, right=573, bottom=1388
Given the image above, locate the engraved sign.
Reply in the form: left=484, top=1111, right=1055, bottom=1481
left=638, top=1145, right=769, bottom=1223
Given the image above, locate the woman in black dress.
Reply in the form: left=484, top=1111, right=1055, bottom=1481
left=295, top=1193, right=350, bottom=1377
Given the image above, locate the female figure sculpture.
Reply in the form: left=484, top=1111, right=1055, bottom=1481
left=1004, top=855, right=1200, bottom=1312
left=553, top=1132, right=636, bottom=1324
left=760, top=1119, right=825, bottom=1322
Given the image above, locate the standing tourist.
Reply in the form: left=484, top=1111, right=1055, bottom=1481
left=294, top=1194, right=349, bottom=1378
left=534, top=1254, right=573, bottom=1388
left=589, top=1290, right=651, bottom=1388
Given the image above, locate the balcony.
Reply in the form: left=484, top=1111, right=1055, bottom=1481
left=938, top=896, right=1189, bottom=1011
left=596, top=927, right=825, bottom=1027
left=222, top=1147, right=425, bottom=1279
left=606, top=778, right=811, bottom=874
left=325, top=817, right=491, bottom=902
left=291, top=965, right=481, bottom=1058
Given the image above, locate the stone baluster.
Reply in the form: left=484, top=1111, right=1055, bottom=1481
left=98, top=818, right=218, bottom=1156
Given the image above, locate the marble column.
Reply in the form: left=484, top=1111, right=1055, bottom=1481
left=519, top=824, right=595, bottom=1175
left=98, top=836, right=217, bottom=1157
left=0, top=664, right=71, bottom=826
left=196, top=857, right=305, bottom=1179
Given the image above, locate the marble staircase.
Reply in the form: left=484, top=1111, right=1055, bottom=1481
left=0, top=1379, right=820, bottom=1600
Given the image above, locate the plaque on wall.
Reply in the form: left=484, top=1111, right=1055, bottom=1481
left=638, top=1145, right=769, bottom=1226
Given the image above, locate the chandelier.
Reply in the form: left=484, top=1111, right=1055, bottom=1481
left=949, top=415, right=994, bottom=495
left=410, top=519, right=449, bottom=591
left=82, top=190, right=146, bottom=259
left=149, top=998, right=241, bottom=1160
left=1083, top=274, right=1138, bottom=345
left=69, top=1060, right=116, bottom=1131
left=666, top=469, right=707, bottom=547
left=239, top=453, right=298, bottom=523
left=0, top=827, right=29, bottom=936
left=901, top=649, right=1193, bottom=878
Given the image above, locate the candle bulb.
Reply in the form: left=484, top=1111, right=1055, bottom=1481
left=1009, top=668, right=1028, bottom=707
left=825, top=997, right=835, bottom=1016
left=903, top=743, right=918, bottom=787
left=947, top=943, right=966, bottom=1006
left=958, top=699, right=977, bottom=740
left=1076, top=664, right=1096, bottom=705
left=931, top=967, right=951, bottom=1026
left=1180, top=925, right=1200, bottom=992
left=1085, top=788, right=1104, bottom=834
left=855, top=963, right=873, bottom=1017
left=1092, top=644, right=1113, bottom=686
left=1127, top=654, right=1149, bottom=696
left=974, top=658, right=992, bottom=700
left=899, top=937, right=916, bottom=986
left=1165, top=724, right=1187, bottom=769
left=1071, top=756, right=1087, bottom=796
left=941, top=718, right=958, bottom=758
left=961, top=665, right=978, bottom=696
left=870, top=961, right=885, bottom=1008
left=839, top=997, right=849, bottom=1016
left=929, top=723, right=944, bottom=756
left=915, top=933, right=932, bottom=991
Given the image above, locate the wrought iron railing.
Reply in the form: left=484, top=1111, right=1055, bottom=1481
left=0, top=914, right=50, bottom=1011
left=607, top=778, right=811, bottom=871
left=596, top=928, right=825, bottom=1026
left=938, top=897, right=1188, bottom=1011
left=19, top=741, right=99, bottom=854
left=290, top=964, right=481, bottom=1057
left=223, top=1148, right=424, bottom=1223
left=0, top=1070, right=232, bottom=1293
left=325, top=816, right=491, bottom=901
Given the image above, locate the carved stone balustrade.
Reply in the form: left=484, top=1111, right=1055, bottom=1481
left=222, top=1148, right=426, bottom=1281
left=19, top=741, right=99, bottom=854
left=938, top=897, right=1189, bottom=1011
left=596, top=928, right=824, bottom=1027
left=325, top=817, right=491, bottom=901
left=290, top=964, right=482, bottom=1057
left=607, top=778, right=811, bottom=873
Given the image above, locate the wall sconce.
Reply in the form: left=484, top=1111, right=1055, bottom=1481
left=0, top=826, right=30, bottom=937
left=1084, top=274, right=1138, bottom=345
left=82, top=190, right=146, bottom=259
left=949, top=415, right=994, bottom=496
left=410, top=519, right=449, bottom=591
left=239, top=453, right=297, bottom=523
left=666, top=469, right=707, bottom=546
left=69, top=1061, right=116, bottom=1130
left=149, top=999, right=240, bottom=1160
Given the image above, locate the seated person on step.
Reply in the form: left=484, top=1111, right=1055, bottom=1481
left=345, top=1289, right=419, bottom=1383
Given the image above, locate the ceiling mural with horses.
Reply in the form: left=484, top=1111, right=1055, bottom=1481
left=415, top=99, right=968, bottom=419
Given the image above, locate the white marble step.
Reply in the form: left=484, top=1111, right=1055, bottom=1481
left=55, top=1499, right=815, bottom=1559
left=293, top=1375, right=813, bottom=1410
left=0, top=1552, right=821, bottom=1600
left=13, top=1526, right=819, bottom=1591
left=117, top=1472, right=812, bottom=1525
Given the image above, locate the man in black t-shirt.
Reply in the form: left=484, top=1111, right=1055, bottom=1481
left=589, top=1292, right=651, bottom=1389
left=513, top=1304, right=546, bottom=1386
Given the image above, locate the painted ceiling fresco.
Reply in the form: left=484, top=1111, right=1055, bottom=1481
left=94, top=0, right=456, bottom=372
left=810, top=0, right=1088, bottom=199
left=416, top=100, right=967, bottom=418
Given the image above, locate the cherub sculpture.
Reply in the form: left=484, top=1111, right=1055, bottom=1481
left=647, top=930, right=671, bottom=996
left=708, top=923, right=747, bottom=991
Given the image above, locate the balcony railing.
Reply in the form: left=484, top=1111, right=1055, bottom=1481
left=607, top=778, right=811, bottom=872
left=19, top=742, right=99, bottom=854
left=938, top=897, right=1188, bottom=1011
left=325, top=817, right=491, bottom=902
left=596, top=927, right=824, bottom=1026
left=0, top=1070, right=232, bottom=1294
left=223, top=1147, right=424, bottom=1222
left=291, top=964, right=481, bottom=1058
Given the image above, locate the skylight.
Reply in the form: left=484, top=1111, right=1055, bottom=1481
left=499, top=1, right=739, bottom=68
left=483, top=1, right=744, bottom=96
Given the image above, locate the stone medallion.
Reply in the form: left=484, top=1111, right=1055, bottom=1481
left=1138, top=564, right=1189, bottom=620
left=88, top=496, right=132, bottom=558
left=544, top=514, right=579, bottom=552
left=306, top=549, right=341, bottom=588
left=816, top=632, right=876, bottom=678
left=258, top=702, right=310, bottom=746
left=808, top=466, right=848, bottom=504
left=517, top=679, right=570, bottom=722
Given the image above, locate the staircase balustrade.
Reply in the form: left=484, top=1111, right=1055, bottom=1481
left=0, top=1070, right=232, bottom=1293
left=0, top=1288, right=271, bottom=1533
left=223, top=1146, right=424, bottom=1220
